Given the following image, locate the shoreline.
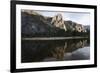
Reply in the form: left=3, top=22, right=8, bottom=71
left=22, top=37, right=89, bottom=40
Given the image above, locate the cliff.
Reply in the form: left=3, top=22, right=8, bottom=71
left=21, top=10, right=90, bottom=37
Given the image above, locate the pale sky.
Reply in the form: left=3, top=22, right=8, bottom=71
left=36, top=11, right=90, bottom=25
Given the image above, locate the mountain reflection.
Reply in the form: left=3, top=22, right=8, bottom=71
left=21, top=39, right=90, bottom=63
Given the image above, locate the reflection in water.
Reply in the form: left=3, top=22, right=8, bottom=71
left=21, top=39, right=90, bottom=63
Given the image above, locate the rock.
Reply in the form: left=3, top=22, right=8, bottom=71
left=21, top=10, right=89, bottom=37
left=51, top=14, right=67, bottom=31
left=64, top=20, right=87, bottom=32
left=21, top=11, right=55, bottom=37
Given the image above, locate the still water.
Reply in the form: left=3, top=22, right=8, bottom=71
left=21, top=39, right=90, bottom=63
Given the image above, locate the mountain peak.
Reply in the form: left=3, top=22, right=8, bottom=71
left=51, top=13, right=67, bottom=31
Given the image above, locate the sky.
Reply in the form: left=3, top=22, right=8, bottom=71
left=36, top=11, right=90, bottom=25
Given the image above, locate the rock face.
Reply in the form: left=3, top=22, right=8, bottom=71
left=21, top=10, right=89, bottom=37
left=51, top=14, right=67, bottom=31
left=21, top=10, right=56, bottom=37
left=64, top=21, right=87, bottom=32
left=75, top=24, right=86, bottom=32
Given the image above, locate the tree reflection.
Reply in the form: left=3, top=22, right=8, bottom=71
left=21, top=39, right=90, bottom=63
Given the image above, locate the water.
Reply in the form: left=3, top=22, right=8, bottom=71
left=21, top=39, right=90, bottom=63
